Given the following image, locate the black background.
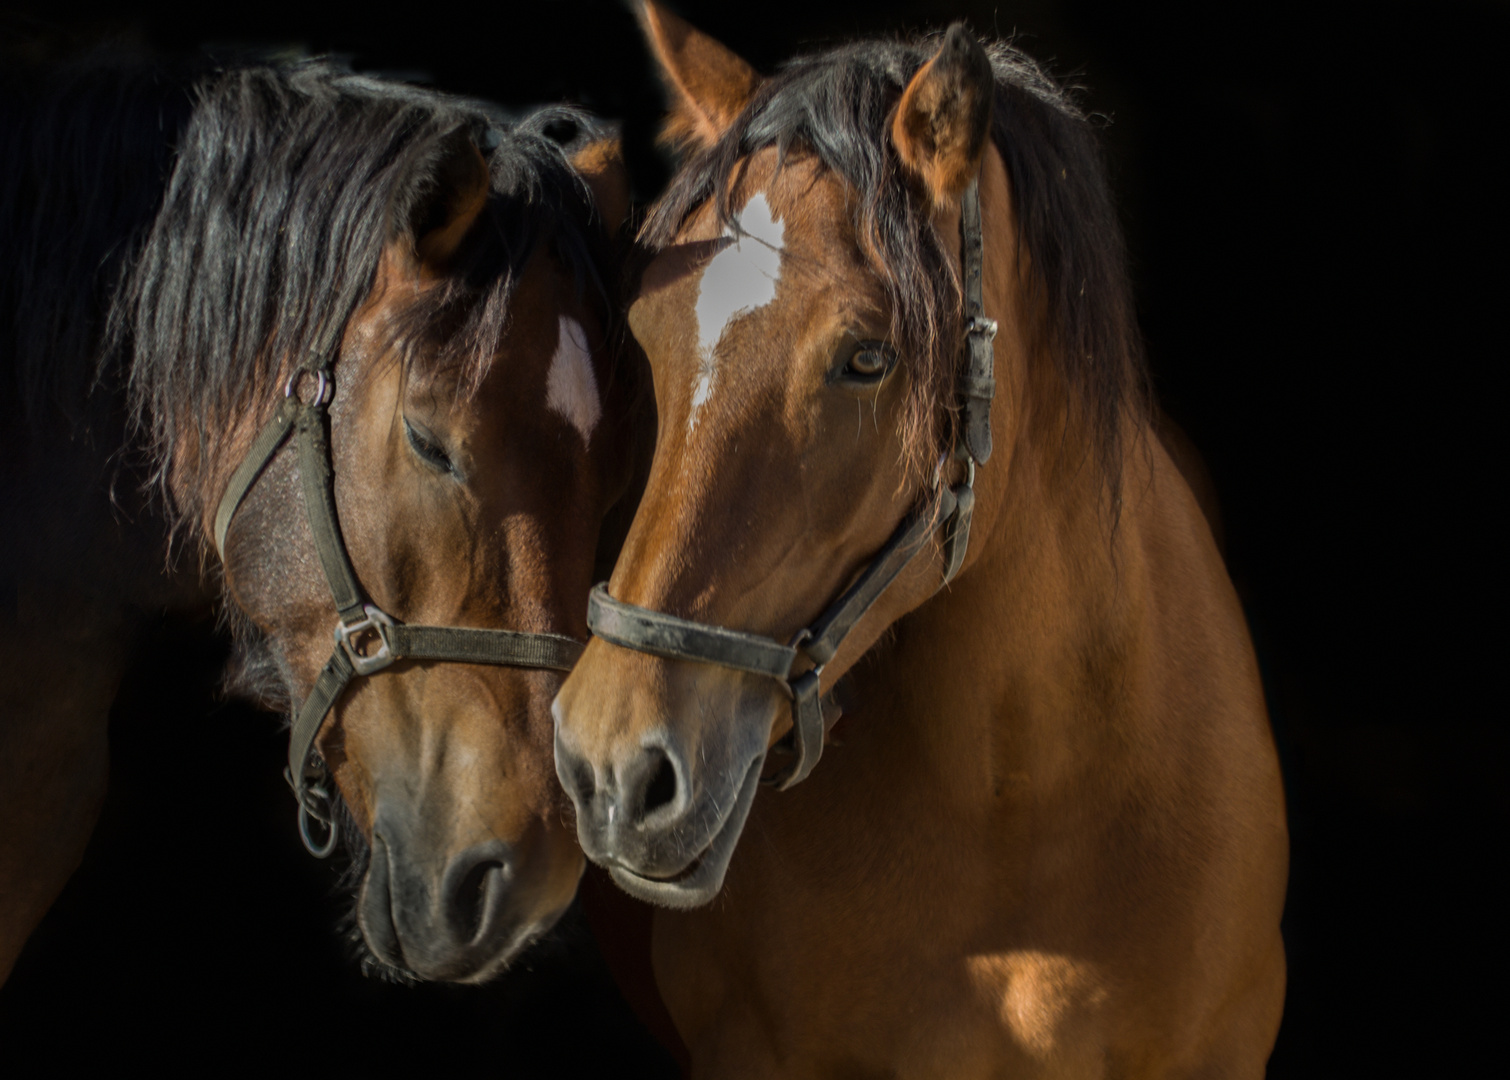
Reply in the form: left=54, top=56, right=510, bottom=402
left=0, top=2, right=1498, bottom=1076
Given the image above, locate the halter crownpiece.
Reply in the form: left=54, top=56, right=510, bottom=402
left=587, top=173, right=995, bottom=790
left=215, top=354, right=584, bottom=857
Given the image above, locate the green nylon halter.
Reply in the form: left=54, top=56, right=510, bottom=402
left=214, top=365, right=584, bottom=857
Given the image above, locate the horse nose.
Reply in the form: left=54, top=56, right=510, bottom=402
left=359, top=816, right=517, bottom=981
left=619, top=738, right=686, bottom=825
left=439, top=839, right=515, bottom=946
left=554, top=725, right=689, bottom=846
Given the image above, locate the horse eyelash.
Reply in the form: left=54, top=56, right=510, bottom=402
left=403, top=417, right=454, bottom=474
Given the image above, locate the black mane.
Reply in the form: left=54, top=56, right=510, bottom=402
left=122, top=62, right=609, bottom=529
left=2, top=42, right=610, bottom=531
left=643, top=31, right=1146, bottom=492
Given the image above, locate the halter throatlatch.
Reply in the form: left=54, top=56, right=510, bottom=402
left=214, top=360, right=584, bottom=858
left=587, top=174, right=995, bottom=790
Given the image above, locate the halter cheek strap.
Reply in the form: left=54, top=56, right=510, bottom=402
left=957, top=178, right=996, bottom=466
left=589, top=482, right=964, bottom=789
left=586, top=175, right=996, bottom=790
left=215, top=364, right=584, bottom=858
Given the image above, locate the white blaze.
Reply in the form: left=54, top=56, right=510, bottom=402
left=546, top=316, right=601, bottom=445
left=688, top=192, right=784, bottom=432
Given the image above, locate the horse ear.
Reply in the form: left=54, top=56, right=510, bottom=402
left=412, top=132, right=491, bottom=275
left=891, top=24, right=995, bottom=206
left=637, top=0, right=760, bottom=152
left=572, top=137, right=631, bottom=234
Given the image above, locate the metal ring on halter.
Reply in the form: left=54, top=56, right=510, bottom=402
left=296, top=781, right=340, bottom=859
left=933, top=450, right=977, bottom=490
left=284, top=368, right=332, bottom=406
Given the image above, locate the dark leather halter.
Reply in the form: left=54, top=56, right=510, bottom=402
left=587, top=175, right=996, bottom=790
left=214, top=356, right=584, bottom=857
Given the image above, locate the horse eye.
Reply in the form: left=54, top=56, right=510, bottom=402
left=839, top=340, right=897, bottom=383
left=404, top=417, right=453, bottom=473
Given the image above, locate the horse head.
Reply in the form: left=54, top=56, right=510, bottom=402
left=129, top=72, right=640, bottom=979
left=553, top=5, right=1023, bottom=906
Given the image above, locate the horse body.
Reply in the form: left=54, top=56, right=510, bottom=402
left=1, top=56, right=205, bottom=981
left=553, top=7, right=1286, bottom=1075
left=649, top=367, right=1288, bottom=1076
left=0, top=454, right=192, bottom=983
left=2, top=45, right=639, bottom=985
left=1, top=398, right=217, bottom=970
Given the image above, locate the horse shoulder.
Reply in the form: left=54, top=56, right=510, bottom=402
left=1152, top=408, right=1226, bottom=557
left=1106, top=425, right=1288, bottom=1061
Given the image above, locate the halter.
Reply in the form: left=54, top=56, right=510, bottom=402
left=587, top=175, right=995, bottom=790
left=214, top=351, right=584, bottom=857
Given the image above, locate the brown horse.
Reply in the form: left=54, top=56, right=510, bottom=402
left=552, top=5, right=1288, bottom=1075
left=1, top=53, right=638, bottom=986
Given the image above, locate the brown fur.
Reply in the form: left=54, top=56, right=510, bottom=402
left=892, top=24, right=996, bottom=206
left=0, top=384, right=209, bottom=984
left=572, top=139, right=633, bottom=235
left=414, top=139, right=492, bottom=272
left=553, top=9, right=1287, bottom=1075
left=639, top=1, right=762, bottom=153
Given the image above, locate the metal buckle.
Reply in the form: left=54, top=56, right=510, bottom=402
left=284, top=368, right=332, bottom=406
left=965, top=315, right=999, bottom=341
left=335, top=603, right=396, bottom=675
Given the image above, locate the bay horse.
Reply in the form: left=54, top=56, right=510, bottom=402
left=1, top=47, right=640, bottom=986
left=552, top=5, right=1288, bottom=1075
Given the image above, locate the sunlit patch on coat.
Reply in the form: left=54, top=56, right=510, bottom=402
left=966, top=951, right=1107, bottom=1060
left=547, top=316, right=602, bottom=444
left=688, top=192, right=784, bottom=432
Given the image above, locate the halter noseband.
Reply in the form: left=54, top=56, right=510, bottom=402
left=214, top=353, right=584, bottom=858
left=587, top=176, right=995, bottom=790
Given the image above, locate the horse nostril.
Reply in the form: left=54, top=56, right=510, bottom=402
left=641, top=747, right=678, bottom=818
left=568, top=758, right=596, bottom=802
left=441, top=841, right=513, bottom=948
left=452, top=859, right=505, bottom=944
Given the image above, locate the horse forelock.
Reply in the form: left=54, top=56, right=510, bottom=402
left=387, top=106, right=618, bottom=398
left=116, top=64, right=613, bottom=546
left=640, top=33, right=1147, bottom=496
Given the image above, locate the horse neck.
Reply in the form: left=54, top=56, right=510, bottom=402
left=860, top=235, right=1188, bottom=802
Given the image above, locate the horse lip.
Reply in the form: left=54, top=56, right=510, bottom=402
left=358, top=834, right=408, bottom=971
left=451, top=900, right=572, bottom=985
left=606, top=755, right=765, bottom=909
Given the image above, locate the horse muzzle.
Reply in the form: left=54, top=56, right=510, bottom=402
left=358, top=813, right=558, bottom=982
left=552, top=692, right=768, bottom=909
